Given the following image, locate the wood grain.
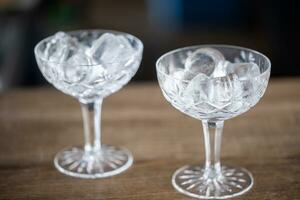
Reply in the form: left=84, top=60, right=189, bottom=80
left=0, top=79, right=299, bottom=200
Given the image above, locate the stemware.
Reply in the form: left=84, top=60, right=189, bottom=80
left=34, top=30, right=143, bottom=178
left=156, top=45, right=271, bottom=199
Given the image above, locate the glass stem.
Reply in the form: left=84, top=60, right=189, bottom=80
left=80, top=99, right=103, bottom=153
left=202, top=120, right=224, bottom=177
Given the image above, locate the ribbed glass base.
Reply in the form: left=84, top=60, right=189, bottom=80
left=172, top=165, right=253, bottom=199
left=54, top=145, right=133, bottom=179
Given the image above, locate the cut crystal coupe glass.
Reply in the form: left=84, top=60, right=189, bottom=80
left=34, top=30, right=143, bottom=178
left=156, top=45, right=271, bottom=199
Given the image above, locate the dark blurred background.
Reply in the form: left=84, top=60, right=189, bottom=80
left=0, top=0, right=297, bottom=91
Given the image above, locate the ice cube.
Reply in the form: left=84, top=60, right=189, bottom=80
left=172, top=70, right=185, bottom=79
left=87, top=33, right=135, bottom=73
left=168, top=68, right=197, bottom=81
left=212, top=60, right=231, bottom=78
left=227, top=62, right=260, bottom=80
left=182, top=70, right=198, bottom=81
left=184, top=48, right=225, bottom=77
left=226, top=63, right=261, bottom=104
left=171, top=69, right=195, bottom=81
left=222, top=75, right=245, bottom=112
left=63, top=52, right=92, bottom=83
left=44, top=31, right=79, bottom=62
left=208, top=74, right=238, bottom=109
left=87, top=65, right=108, bottom=85
left=182, top=73, right=210, bottom=105
left=162, top=69, right=187, bottom=98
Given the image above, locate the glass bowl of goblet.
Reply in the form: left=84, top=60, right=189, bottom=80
left=156, top=45, right=270, bottom=199
left=34, top=30, right=143, bottom=178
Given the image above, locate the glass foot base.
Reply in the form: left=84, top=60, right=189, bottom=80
left=172, top=165, right=253, bottom=199
left=54, top=145, right=133, bottom=179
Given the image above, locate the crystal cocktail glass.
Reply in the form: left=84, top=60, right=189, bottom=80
left=34, top=30, right=143, bottom=178
left=156, top=45, right=270, bottom=199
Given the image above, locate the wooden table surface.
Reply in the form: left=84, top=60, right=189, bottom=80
left=0, top=79, right=299, bottom=200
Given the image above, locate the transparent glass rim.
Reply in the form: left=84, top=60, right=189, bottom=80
left=34, top=29, right=144, bottom=67
left=156, top=44, right=271, bottom=83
